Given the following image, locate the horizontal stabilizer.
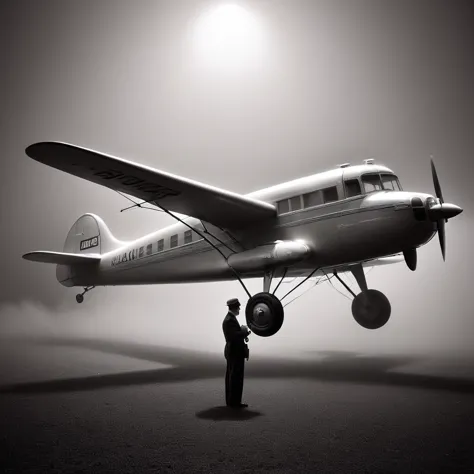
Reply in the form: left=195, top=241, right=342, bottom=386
left=22, top=251, right=101, bottom=265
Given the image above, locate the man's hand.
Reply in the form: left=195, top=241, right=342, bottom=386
left=241, top=324, right=251, bottom=335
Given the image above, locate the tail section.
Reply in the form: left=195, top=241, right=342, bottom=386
left=62, top=213, right=122, bottom=256
left=23, top=213, right=125, bottom=287
left=56, top=213, right=124, bottom=286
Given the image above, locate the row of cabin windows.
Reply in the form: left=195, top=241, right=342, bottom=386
left=156, top=230, right=194, bottom=252
left=277, top=186, right=339, bottom=214
left=276, top=173, right=402, bottom=215
left=131, top=230, right=195, bottom=259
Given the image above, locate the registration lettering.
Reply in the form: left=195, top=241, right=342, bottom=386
left=92, top=168, right=181, bottom=198
left=80, top=236, right=99, bottom=251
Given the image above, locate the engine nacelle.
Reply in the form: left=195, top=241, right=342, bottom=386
left=227, top=241, right=310, bottom=273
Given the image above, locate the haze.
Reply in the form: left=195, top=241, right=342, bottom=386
left=1, top=0, right=473, bottom=359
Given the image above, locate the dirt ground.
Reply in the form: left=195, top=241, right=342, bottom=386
left=1, top=336, right=474, bottom=473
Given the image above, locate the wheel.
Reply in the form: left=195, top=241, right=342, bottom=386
left=245, top=292, right=284, bottom=337
left=76, top=294, right=84, bottom=304
left=351, top=289, right=391, bottom=329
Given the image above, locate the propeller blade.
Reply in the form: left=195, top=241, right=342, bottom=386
left=431, top=159, right=444, bottom=204
left=438, top=218, right=446, bottom=261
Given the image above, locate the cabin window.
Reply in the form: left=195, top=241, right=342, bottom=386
left=289, top=196, right=302, bottom=211
left=303, top=190, right=323, bottom=208
left=184, top=230, right=192, bottom=244
left=362, top=174, right=383, bottom=193
left=381, top=174, right=401, bottom=191
left=139, top=246, right=144, bottom=258
left=344, top=179, right=362, bottom=198
left=146, top=244, right=152, bottom=256
left=170, top=234, right=178, bottom=248
left=277, top=199, right=290, bottom=214
left=157, top=239, right=164, bottom=252
left=322, top=186, right=339, bottom=203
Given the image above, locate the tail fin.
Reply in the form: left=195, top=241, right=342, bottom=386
left=23, top=213, right=125, bottom=287
left=55, top=213, right=125, bottom=286
left=62, top=213, right=123, bottom=255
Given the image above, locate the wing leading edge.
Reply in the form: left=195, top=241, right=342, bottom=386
left=26, top=142, right=276, bottom=229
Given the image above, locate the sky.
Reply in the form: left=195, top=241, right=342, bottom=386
left=1, top=0, right=473, bottom=358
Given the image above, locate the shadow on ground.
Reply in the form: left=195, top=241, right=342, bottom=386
left=195, top=406, right=263, bottom=421
left=1, top=336, right=474, bottom=395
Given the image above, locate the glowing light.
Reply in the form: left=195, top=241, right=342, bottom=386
left=192, top=4, right=265, bottom=73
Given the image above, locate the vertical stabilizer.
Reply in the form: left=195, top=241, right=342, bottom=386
left=57, top=213, right=125, bottom=286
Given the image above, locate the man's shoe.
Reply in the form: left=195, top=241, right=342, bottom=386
left=231, top=403, right=248, bottom=409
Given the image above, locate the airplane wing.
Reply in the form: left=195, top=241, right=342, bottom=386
left=23, top=251, right=101, bottom=265
left=26, top=142, right=277, bottom=229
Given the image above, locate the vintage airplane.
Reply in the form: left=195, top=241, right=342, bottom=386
left=23, top=142, right=463, bottom=337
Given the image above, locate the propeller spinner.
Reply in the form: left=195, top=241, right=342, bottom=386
left=428, top=159, right=463, bottom=260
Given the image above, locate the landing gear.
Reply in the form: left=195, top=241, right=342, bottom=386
left=244, top=266, right=321, bottom=337
left=75, top=286, right=95, bottom=303
left=244, top=269, right=285, bottom=337
left=334, top=264, right=391, bottom=329
left=245, top=292, right=284, bottom=337
left=351, top=289, right=391, bottom=329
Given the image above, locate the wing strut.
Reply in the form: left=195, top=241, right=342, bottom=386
left=114, top=191, right=251, bottom=297
left=117, top=191, right=241, bottom=255
left=199, top=221, right=240, bottom=255
left=272, top=267, right=288, bottom=296
left=152, top=202, right=252, bottom=299
left=280, top=267, right=320, bottom=302
left=333, top=270, right=357, bottom=298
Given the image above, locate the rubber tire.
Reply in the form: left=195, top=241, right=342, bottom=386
left=76, top=294, right=84, bottom=304
left=245, top=292, right=284, bottom=337
left=351, top=289, right=391, bottom=330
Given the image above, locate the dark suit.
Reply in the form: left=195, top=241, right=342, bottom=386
left=222, top=311, right=249, bottom=406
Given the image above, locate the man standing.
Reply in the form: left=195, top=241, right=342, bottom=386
left=222, top=298, right=250, bottom=408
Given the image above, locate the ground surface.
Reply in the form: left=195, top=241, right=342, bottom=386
left=1, top=336, right=474, bottom=473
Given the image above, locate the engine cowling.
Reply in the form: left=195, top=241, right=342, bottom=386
left=227, top=241, right=310, bottom=273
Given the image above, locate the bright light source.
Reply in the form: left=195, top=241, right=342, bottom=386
left=192, top=4, right=266, bottom=74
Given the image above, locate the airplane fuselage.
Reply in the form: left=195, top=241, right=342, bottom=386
left=60, top=164, right=437, bottom=287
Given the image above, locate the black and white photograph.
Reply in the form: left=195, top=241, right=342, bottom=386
left=1, top=1, right=473, bottom=472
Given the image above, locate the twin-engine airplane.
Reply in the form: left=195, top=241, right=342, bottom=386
left=23, top=142, right=463, bottom=337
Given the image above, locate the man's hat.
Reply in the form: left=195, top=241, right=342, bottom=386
left=227, top=298, right=240, bottom=307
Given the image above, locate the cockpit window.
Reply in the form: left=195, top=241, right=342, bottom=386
left=381, top=174, right=401, bottom=191
left=344, top=179, right=362, bottom=198
left=361, top=174, right=383, bottom=193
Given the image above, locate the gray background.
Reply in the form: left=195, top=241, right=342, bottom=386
left=1, top=0, right=473, bottom=357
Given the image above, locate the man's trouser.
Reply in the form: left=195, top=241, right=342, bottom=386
left=225, top=356, right=245, bottom=406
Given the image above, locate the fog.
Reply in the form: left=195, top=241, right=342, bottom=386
left=1, top=0, right=473, bottom=361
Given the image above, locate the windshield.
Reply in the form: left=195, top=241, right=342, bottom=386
left=361, top=173, right=402, bottom=193
left=361, top=174, right=383, bottom=193
left=381, top=174, right=402, bottom=191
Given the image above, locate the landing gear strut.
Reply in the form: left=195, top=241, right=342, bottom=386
left=335, top=264, right=391, bottom=330
left=76, top=286, right=95, bottom=304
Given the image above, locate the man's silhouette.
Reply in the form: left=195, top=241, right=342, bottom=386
left=222, top=298, right=250, bottom=408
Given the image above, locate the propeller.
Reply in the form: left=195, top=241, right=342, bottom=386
left=428, top=159, right=462, bottom=260
left=430, top=159, right=444, bottom=204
